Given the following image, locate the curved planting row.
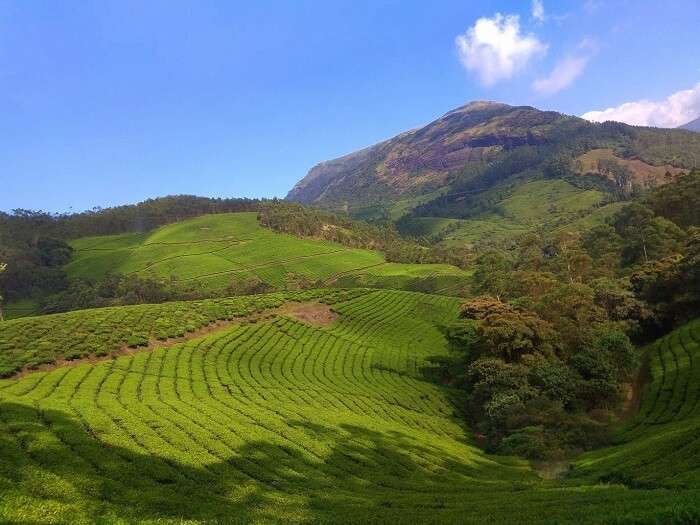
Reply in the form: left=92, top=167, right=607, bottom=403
left=0, top=289, right=536, bottom=523
left=0, top=289, right=364, bottom=377
left=2, top=293, right=700, bottom=523
left=573, top=318, right=700, bottom=488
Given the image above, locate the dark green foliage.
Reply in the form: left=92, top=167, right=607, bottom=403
left=435, top=174, right=700, bottom=457
left=612, top=203, right=685, bottom=265
left=259, top=202, right=473, bottom=268
left=39, top=273, right=210, bottom=314
left=643, top=171, right=700, bottom=229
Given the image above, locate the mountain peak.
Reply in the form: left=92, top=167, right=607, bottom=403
left=445, top=100, right=511, bottom=114
left=286, top=101, right=563, bottom=206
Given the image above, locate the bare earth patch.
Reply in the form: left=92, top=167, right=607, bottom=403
left=279, top=302, right=338, bottom=327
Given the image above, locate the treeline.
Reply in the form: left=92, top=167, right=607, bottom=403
left=0, top=196, right=263, bottom=307
left=37, top=273, right=277, bottom=314
left=437, top=172, right=700, bottom=459
left=258, top=202, right=473, bottom=268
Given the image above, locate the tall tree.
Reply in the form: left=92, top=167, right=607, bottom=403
left=0, top=262, right=6, bottom=321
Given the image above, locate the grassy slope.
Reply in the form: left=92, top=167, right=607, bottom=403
left=1, top=293, right=700, bottom=524
left=330, top=263, right=472, bottom=296
left=572, top=318, right=700, bottom=489
left=3, top=299, right=40, bottom=320
left=65, top=213, right=469, bottom=293
left=66, top=213, right=382, bottom=289
left=400, top=179, right=625, bottom=246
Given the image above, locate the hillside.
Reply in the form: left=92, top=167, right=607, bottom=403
left=287, top=101, right=700, bottom=227
left=680, top=116, right=700, bottom=132
left=64, top=212, right=470, bottom=295
left=1, top=291, right=700, bottom=523
left=398, top=178, right=627, bottom=246
left=574, top=319, right=700, bottom=488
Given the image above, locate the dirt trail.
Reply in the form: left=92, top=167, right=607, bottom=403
left=619, top=356, right=651, bottom=421
left=8, top=302, right=338, bottom=380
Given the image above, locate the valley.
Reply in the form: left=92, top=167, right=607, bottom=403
left=1, top=102, right=699, bottom=524
left=1, top=290, right=700, bottom=523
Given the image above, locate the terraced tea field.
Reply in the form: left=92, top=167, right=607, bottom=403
left=0, top=289, right=358, bottom=377
left=574, top=318, right=700, bottom=489
left=65, top=212, right=469, bottom=292
left=1, top=291, right=700, bottom=523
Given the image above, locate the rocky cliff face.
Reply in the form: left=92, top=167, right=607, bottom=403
left=286, top=102, right=566, bottom=206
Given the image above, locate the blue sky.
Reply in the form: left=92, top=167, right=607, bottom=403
left=1, top=0, right=699, bottom=213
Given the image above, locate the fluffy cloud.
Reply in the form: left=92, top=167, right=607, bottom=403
left=532, top=0, right=545, bottom=22
left=455, top=14, right=547, bottom=86
left=582, top=82, right=700, bottom=128
left=532, top=39, right=597, bottom=96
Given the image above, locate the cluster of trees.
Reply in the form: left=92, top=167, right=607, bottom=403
left=439, top=172, right=700, bottom=458
left=259, top=202, right=473, bottom=268
left=38, top=274, right=280, bottom=314
left=0, top=262, right=6, bottom=321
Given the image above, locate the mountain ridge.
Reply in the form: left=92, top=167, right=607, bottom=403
left=287, top=101, right=700, bottom=220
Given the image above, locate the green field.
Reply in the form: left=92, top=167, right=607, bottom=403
left=573, top=319, right=700, bottom=489
left=329, top=263, right=472, bottom=296
left=65, top=212, right=468, bottom=293
left=1, top=291, right=700, bottom=524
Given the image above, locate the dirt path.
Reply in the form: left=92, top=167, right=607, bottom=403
left=8, top=302, right=338, bottom=380
left=619, top=355, right=651, bottom=422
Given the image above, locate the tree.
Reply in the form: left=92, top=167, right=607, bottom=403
left=472, top=251, right=513, bottom=299
left=613, top=203, right=684, bottom=265
left=0, top=262, right=6, bottom=321
left=460, top=296, right=559, bottom=363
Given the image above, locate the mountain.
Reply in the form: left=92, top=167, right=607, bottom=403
left=287, top=101, right=563, bottom=206
left=287, top=101, right=700, bottom=221
left=680, top=116, right=700, bottom=132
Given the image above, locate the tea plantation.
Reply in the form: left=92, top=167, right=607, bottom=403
left=574, top=318, right=700, bottom=489
left=65, top=212, right=470, bottom=292
left=1, top=290, right=700, bottom=523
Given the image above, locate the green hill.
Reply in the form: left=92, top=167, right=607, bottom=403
left=1, top=291, right=700, bottom=523
left=399, top=178, right=626, bottom=245
left=65, top=212, right=469, bottom=293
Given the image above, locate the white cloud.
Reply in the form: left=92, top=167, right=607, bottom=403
left=583, top=0, right=603, bottom=14
left=455, top=14, right=547, bottom=86
left=532, top=0, right=545, bottom=22
left=582, top=82, right=700, bottom=128
left=533, top=56, right=588, bottom=95
left=532, top=38, right=598, bottom=96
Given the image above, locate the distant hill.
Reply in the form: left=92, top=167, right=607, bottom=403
left=680, top=116, right=700, bottom=132
left=287, top=101, right=700, bottom=226
left=65, top=211, right=469, bottom=293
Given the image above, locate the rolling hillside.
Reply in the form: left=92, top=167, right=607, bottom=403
left=65, top=212, right=469, bottom=293
left=398, top=178, right=627, bottom=245
left=1, top=291, right=699, bottom=523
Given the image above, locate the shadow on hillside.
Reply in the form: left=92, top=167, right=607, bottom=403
left=0, top=401, right=525, bottom=523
